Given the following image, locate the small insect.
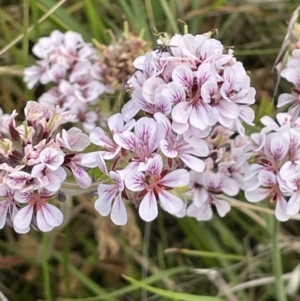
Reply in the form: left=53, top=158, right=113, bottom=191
left=153, top=44, right=176, bottom=54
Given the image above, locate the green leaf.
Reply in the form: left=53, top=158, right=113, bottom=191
left=84, top=0, right=109, bottom=43
left=56, top=266, right=190, bottom=301
left=36, top=0, right=92, bottom=40
left=164, top=248, right=247, bottom=261
left=158, top=0, right=179, bottom=34
left=122, top=275, right=223, bottom=301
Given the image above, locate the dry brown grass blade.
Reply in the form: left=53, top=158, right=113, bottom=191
left=221, top=195, right=300, bottom=221
left=184, top=4, right=278, bottom=20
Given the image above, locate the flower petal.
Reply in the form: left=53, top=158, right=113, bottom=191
left=172, top=102, right=192, bottom=124
left=159, top=190, right=183, bottom=214
left=111, top=193, right=127, bottom=225
left=222, top=177, right=239, bottom=196
left=258, top=170, right=276, bottom=187
left=191, top=187, right=208, bottom=207
left=214, top=199, right=231, bottom=217
left=160, top=139, right=178, bottom=158
left=40, top=147, right=64, bottom=170
left=172, top=65, right=194, bottom=90
left=90, top=127, right=115, bottom=149
left=67, top=162, right=92, bottom=189
left=275, top=196, right=290, bottom=222
left=95, top=184, right=115, bottom=216
left=286, top=192, right=300, bottom=216
left=245, top=188, right=269, bottom=202
left=146, top=154, right=163, bottom=176
left=160, top=169, right=190, bottom=187
left=134, top=117, right=157, bottom=144
left=179, top=154, right=205, bottom=172
left=154, top=94, right=171, bottom=115
left=139, top=191, right=158, bottom=222
left=124, top=171, right=146, bottom=191
left=121, top=98, right=140, bottom=122
left=142, top=77, right=165, bottom=103
left=81, top=151, right=103, bottom=168
left=108, top=113, right=124, bottom=133
left=113, top=132, right=138, bottom=151
left=13, top=205, right=33, bottom=233
left=37, top=204, right=63, bottom=231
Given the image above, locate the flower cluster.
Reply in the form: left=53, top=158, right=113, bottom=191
left=122, top=32, right=256, bottom=136
left=82, top=32, right=255, bottom=225
left=0, top=102, right=91, bottom=233
left=277, top=48, right=300, bottom=117
left=186, top=126, right=250, bottom=221
left=244, top=21, right=300, bottom=222
left=24, top=30, right=108, bottom=132
left=244, top=113, right=300, bottom=221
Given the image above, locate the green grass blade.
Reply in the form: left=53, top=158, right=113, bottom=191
left=164, top=248, right=247, bottom=261
left=84, top=0, right=108, bottom=43
left=37, top=0, right=92, bottom=40
left=158, top=0, right=179, bottom=33
left=56, top=266, right=190, bottom=301
left=0, top=13, right=20, bottom=64
left=30, top=0, right=41, bottom=37
left=54, top=253, right=110, bottom=298
left=122, top=275, right=223, bottom=301
left=23, top=0, right=30, bottom=67
left=0, top=9, right=23, bottom=31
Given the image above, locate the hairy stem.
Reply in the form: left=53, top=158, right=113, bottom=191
left=42, top=233, right=52, bottom=301
left=271, top=218, right=287, bottom=301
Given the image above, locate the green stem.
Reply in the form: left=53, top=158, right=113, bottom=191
left=22, top=0, right=30, bottom=66
left=63, top=225, right=71, bottom=298
left=42, top=233, right=53, bottom=301
left=271, top=218, right=287, bottom=301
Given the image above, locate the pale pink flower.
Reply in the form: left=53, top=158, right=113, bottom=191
left=125, top=32, right=256, bottom=136
left=186, top=171, right=234, bottom=221
left=261, top=113, right=300, bottom=135
left=24, top=30, right=107, bottom=132
left=31, top=165, right=66, bottom=192
left=0, top=102, right=93, bottom=232
left=38, top=147, right=64, bottom=170
left=245, top=170, right=291, bottom=221
left=155, top=112, right=209, bottom=172
left=23, top=65, right=46, bottom=89
left=277, top=91, right=300, bottom=118
left=244, top=120, right=300, bottom=220
left=83, top=113, right=135, bottom=165
left=13, top=189, right=63, bottom=233
left=95, top=170, right=127, bottom=225
left=57, top=128, right=90, bottom=151
left=113, top=117, right=164, bottom=171
left=281, top=49, right=300, bottom=87
left=0, top=184, right=18, bottom=228
left=282, top=170, right=300, bottom=216
left=124, top=154, right=189, bottom=222
left=5, top=171, right=43, bottom=192
left=64, top=154, right=92, bottom=189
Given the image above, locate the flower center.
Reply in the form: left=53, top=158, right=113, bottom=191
left=146, top=175, right=165, bottom=194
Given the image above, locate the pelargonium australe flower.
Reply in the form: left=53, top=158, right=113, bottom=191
left=185, top=126, right=250, bottom=220
left=122, top=32, right=256, bottom=136
left=124, top=154, right=190, bottom=221
left=83, top=105, right=250, bottom=224
left=82, top=31, right=255, bottom=226
left=24, top=30, right=108, bottom=132
left=244, top=113, right=300, bottom=221
left=277, top=49, right=300, bottom=117
left=0, top=101, right=92, bottom=233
